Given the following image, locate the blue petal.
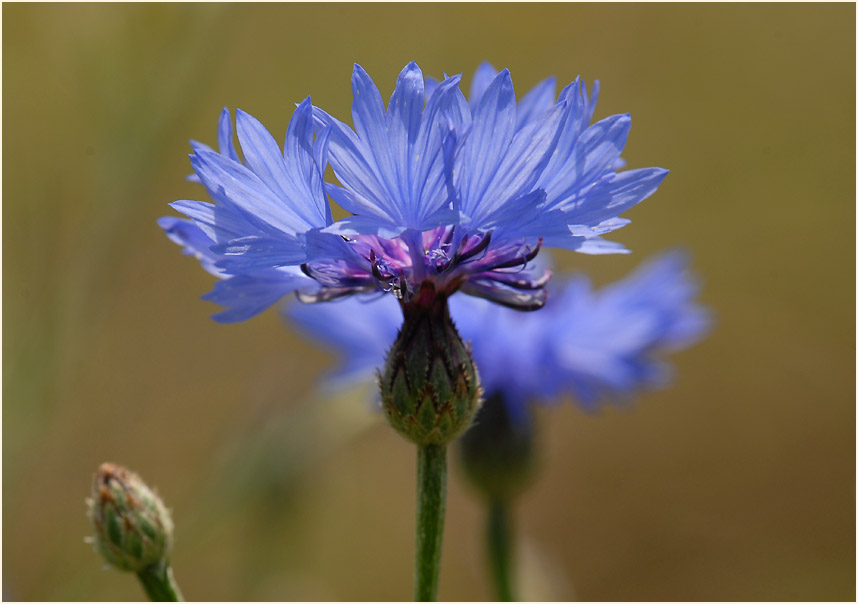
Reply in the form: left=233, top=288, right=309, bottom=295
left=424, top=76, right=440, bottom=102
left=351, top=64, right=401, bottom=212
left=483, top=189, right=548, bottom=240
left=235, top=108, right=298, bottom=204
left=573, top=113, right=632, bottom=182
left=388, top=61, right=425, bottom=217
left=322, top=214, right=408, bottom=240
left=303, top=229, right=367, bottom=264
left=235, top=106, right=329, bottom=231
left=315, top=68, right=466, bottom=233
left=541, top=78, right=599, bottom=183
left=458, top=69, right=517, bottom=221
left=515, top=76, right=556, bottom=130
left=217, top=107, right=241, bottom=162
left=169, top=199, right=264, bottom=245
left=312, top=125, right=335, bottom=227
left=409, top=74, right=466, bottom=226
left=568, top=167, right=669, bottom=226
left=210, top=234, right=307, bottom=272
left=468, top=62, right=498, bottom=109
left=541, top=113, right=632, bottom=208
left=470, top=104, right=564, bottom=229
left=283, top=98, right=332, bottom=227
left=203, top=268, right=314, bottom=323
left=185, top=140, right=212, bottom=183
left=322, top=183, right=404, bottom=234
left=574, top=237, right=631, bottom=255
left=314, top=106, right=404, bottom=225
left=157, top=216, right=224, bottom=275
left=190, top=147, right=313, bottom=235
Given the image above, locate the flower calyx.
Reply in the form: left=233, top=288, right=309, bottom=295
left=380, top=282, right=483, bottom=446
left=87, top=463, right=173, bottom=573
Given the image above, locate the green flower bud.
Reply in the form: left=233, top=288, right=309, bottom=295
left=87, top=463, right=173, bottom=573
left=458, top=393, right=537, bottom=502
left=381, top=284, right=482, bottom=446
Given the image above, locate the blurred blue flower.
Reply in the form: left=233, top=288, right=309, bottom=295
left=286, top=252, right=711, bottom=418
left=161, top=62, right=667, bottom=320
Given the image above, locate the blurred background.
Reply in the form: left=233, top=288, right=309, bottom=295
left=3, top=3, right=854, bottom=601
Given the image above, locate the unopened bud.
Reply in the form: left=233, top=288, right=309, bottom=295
left=458, top=393, right=537, bottom=502
left=87, top=463, right=173, bottom=573
left=381, top=284, right=482, bottom=446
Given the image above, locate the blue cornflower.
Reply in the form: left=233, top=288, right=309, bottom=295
left=161, top=62, right=667, bottom=320
left=285, top=252, right=711, bottom=418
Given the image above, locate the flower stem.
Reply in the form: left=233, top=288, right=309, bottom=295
left=137, top=564, right=184, bottom=602
left=415, top=444, right=447, bottom=601
left=487, top=499, right=514, bottom=601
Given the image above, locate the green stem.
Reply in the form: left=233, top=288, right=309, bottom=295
left=487, top=499, right=514, bottom=601
left=137, top=564, right=184, bottom=602
left=415, top=444, right=447, bottom=601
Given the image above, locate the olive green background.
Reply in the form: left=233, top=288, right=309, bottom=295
left=3, top=3, right=855, bottom=601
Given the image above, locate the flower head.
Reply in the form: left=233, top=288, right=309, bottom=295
left=161, top=62, right=667, bottom=320
left=286, top=251, right=711, bottom=419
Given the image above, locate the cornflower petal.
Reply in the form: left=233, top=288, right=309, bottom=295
left=235, top=104, right=327, bottom=233
left=388, top=62, right=425, bottom=213
left=187, top=107, right=240, bottom=184
left=284, top=98, right=333, bottom=227
left=558, top=167, right=669, bottom=227
left=163, top=100, right=332, bottom=319
left=458, top=69, right=518, bottom=218
left=466, top=105, right=564, bottom=232
left=157, top=216, right=223, bottom=276
left=468, top=61, right=499, bottom=109
left=539, top=113, right=632, bottom=209
left=351, top=64, right=403, bottom=216
left=313, top=108, right=398, bottom=223
left=190, top=147, right=306, bottom=235
left=315, top=65, right=466, bottom=235
left=514, top=75, right=557, bottom=130
left=217, top=107, right=241, bottom=163
left=157, top=216, right=319, bottom=322
left=202, top=268, right=315, bottom=323
left=169, top=198, right=263, bottom=246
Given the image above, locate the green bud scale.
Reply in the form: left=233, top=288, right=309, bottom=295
left=381, top=283, right=483, bottom=446
left=87, top=463, right=173, bottom=573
